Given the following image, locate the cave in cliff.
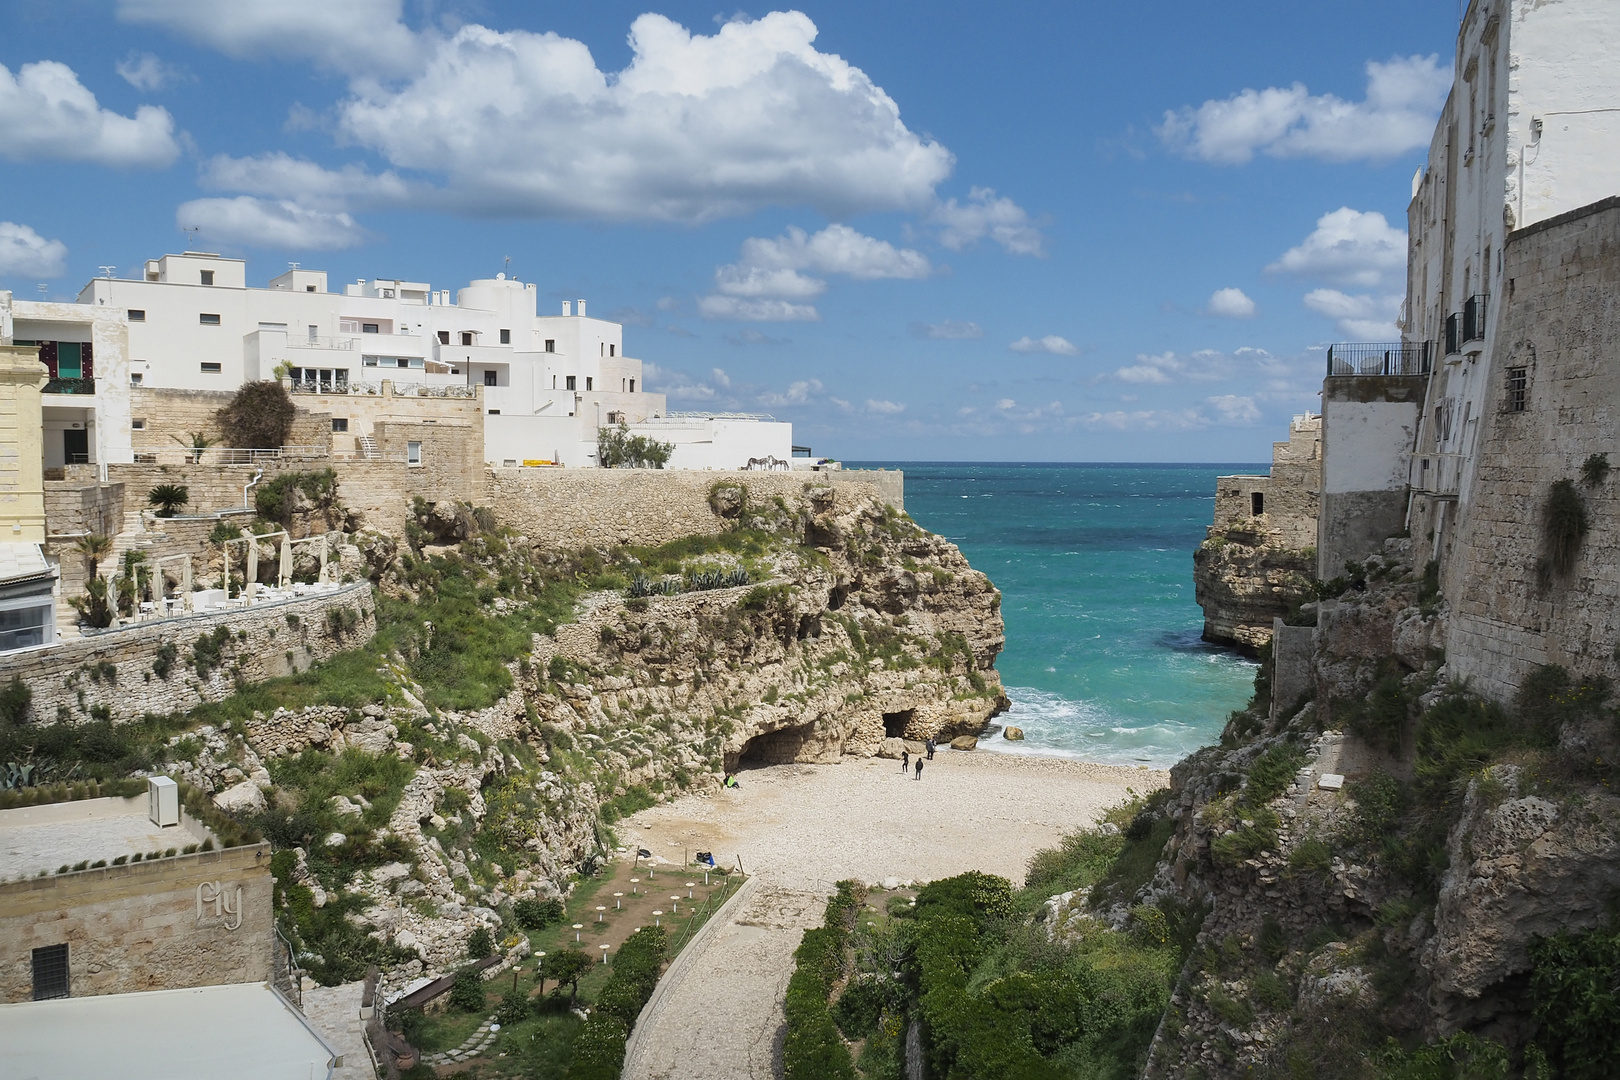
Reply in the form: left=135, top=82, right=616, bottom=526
left=729, top=721, right=820, bottom=771
left=882, top=709, right=914, bottom=739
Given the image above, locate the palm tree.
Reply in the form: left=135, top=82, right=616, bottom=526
left=146, top=483, right=189, bottom=518
left=171, top=431, right=213, bottom=464
left=74, top=533, right=112, bottom=581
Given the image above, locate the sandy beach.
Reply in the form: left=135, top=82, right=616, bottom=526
left=620, top=750, right=1167, bottom=1079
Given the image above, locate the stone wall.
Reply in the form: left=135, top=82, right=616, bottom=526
left=105, top=419, right=483, bottom=537
left=485, top=467, right=904, bottom=549
left=287, top=380, right=485, bottom=453
left=1319, top=375, right=1427, bottom=578
left=1442, top=198, right=1620, bottom=700
left=0, top=823, right=273, bottom=1002
left=129, top=386, right=330, bottom=455
left=0, top=582, right=376, bottom=725
left=843, top=468, right=904, bottom=513
left=43, top=480, right=124, bottom=537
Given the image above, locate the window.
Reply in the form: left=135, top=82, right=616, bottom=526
left=199, top=313, right=221, bottom=326
left=609, top=344, right=615, bottom=357
left=488, top=409, right=500, bottom=415
left=332, top=418, right=349, bottom=433
left=128, top=309, right=145, bottom=322
left=407, top=441, right=422, bottom=466
left=201, top=362, right=222, bottom=373
left=395, top=358, right=410, bottom=369
left=362, top=356, right=379, bottom=367
left=362, top=323, right=379, bottom=334
left=1251, top=492, right=1265, bottom=517
left=544, top=339, right=555, bottom=353
left=565, top=376, right=576, bottom=391
left=461, top=332, right=474, bottom=346
left=200, top=269, right=214, bottom=286
left=1507, top=367, right=1528, bottom=412
left=437, top=330, right=450, bottom=345
left=585, top=377, right=593, bottom=391
left=130, top=373, right=142, bottom=386
left=499, top=329, right=511, bottom=344
left=56, top=343, right=82, bottom=380
left=306, top=285, right=316, bottom=292
left=32, top=944, right=69, bottom=1000
left=308, top=325, right=319, bottom=342
left=629, top=378, right=635, bottom=393
left=484, top=370, right=497, bottom=387
left=132, top=419, right=146, bottom=430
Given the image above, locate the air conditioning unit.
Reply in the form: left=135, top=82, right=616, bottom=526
left=148, top=775, right=180, bottom=827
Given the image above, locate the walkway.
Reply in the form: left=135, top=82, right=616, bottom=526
left=301, top=981, right=374, bottom=1080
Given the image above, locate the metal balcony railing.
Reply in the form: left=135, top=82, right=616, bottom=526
left=1462, top=293, right=1488, bottom=344
left=43, top=377, right=95, bottom=395
left=1325, top=342, right=1432, bottom=377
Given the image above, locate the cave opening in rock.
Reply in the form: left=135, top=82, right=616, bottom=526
left=882, top=709, right=914, bottom=739
left=728, top=721, right=818, bottom=772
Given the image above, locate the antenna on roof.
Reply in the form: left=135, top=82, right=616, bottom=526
left=288, top=262, right=300, bottom=271
left=36, top=284, right=47, bottom=296
left=99, top=266, right=116, bottom=279
left=504, top=255, right=511, bottom=276
left=182, top=226, right=200, bottom=248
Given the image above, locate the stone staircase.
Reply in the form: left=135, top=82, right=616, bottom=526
left=103, top=510, right=165, bottom=578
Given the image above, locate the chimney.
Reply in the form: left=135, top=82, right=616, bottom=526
left=577, top=298, right=586, bottom=318
left=562, top=301, right=571, bottom=316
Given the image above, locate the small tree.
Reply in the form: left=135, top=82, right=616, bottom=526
left=466, top=926, right=494, bottom=960
left=215, top=381, right=296, bottom=450
left=597, top=423, right=674, bottom=469
left=147, top=484, right=189, bottom=518
left=448, top=967, right=486, bottom=1013
left=74, top=533, right=112, bottom=580
left=540, top=949, right=593, bottom=1002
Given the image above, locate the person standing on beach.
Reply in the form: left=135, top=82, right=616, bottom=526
left=901, top=749, right=909, bottom=773
left=925, top=738, right=936, bottom=760
left=915, top=758, right=924, bottom=780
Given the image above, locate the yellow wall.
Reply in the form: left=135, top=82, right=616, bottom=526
left=0, top=345, right=48, bottom=543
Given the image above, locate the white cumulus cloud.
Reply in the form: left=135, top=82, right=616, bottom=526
left=1208, top=394, right=1261, bottom=425
left=177, top=197, right=369, bottom=250
left=927, top=187, right=1045, bottom=256
left=0, top=222, right=68, bottom=277
left=199, top=153, right=415, bottom=212
left=1303, top=288, right=1401, bottom=339
left=866, top=399, right=906, bottom=415
left=703, top=223, right=929, bottom=319
left=697, top=296, right=820, bottom=322
left=116, top=52, right=181, bottom=92
left=1009, top=335, right=1079, bottom=356
left=116, top=0, right=422, bottom=77
left=333, top=13, right=953, bottom=223
left=1206, top=287, right=1257, bottom=319
left=0, top=60, right=179, bottom=168
left=1158, top=54, right=1449, bottom=164
left=1268, top=207, right=1406, bottom=288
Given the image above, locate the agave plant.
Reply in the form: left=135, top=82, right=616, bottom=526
left=1, top=762, right=39, bottom=791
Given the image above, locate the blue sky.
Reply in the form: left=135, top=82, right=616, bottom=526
left=0, top=1, right=1460, bottom=461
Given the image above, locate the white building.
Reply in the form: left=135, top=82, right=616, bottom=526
left=39, top=252, right=790, bottom=470
left=1402, top=0, right=1620, bottom=555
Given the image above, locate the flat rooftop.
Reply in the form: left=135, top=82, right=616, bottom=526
left=0, top=795, right=207, bottom=881
left=0, top=981, right=337, bottom=1080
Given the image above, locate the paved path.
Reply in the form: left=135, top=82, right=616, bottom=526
left=301, top=981, right=373, bottom=1080
left=620, top=754, right=1162, bottom=1079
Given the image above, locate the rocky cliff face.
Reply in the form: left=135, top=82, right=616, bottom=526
left=152, top=482, right=1006, bottom=995
left=1131, top=539, right=1620, bottom=1075
left=1192, top=522, right=1315, bottom=653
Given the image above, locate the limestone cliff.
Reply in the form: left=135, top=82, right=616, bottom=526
left=1192, top=521, right=1315, bottom=653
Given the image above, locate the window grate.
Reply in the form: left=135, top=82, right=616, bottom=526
left=32, top=944, right=69, bottom=1000
left=1507, top=367, right=1528, bottom=412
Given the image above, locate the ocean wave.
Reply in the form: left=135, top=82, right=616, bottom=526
left=980, top=686, right=1217, bottom=768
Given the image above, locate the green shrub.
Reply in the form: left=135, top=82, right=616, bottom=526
left=569, top=1011, right=630, bottom=1080
left=448, top=967, right=486, bottom=1013
left=256, top=469, right=338, bottom=525
left=514, top=897, right=565, bottom=930
left=466, top=927, right=494, bottom=960
left=1246, top=741, right=1307, bottom=803
left=832, top=977, right=886, bottom=1038
left=594, top=926, right=668, bottom=1029
left=1529, top=921, right=1620, bottom=1079
left=1543, top=478, right=1589, bottom=579
left=146, top=483, right=189, bottom=517
left=216, top=380, right=296, bottom=451
left=782, top=883, right=862, bottom=1080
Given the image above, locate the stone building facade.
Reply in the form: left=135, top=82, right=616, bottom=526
left=0, top=806, right=272, bottom=1003
left=1439, top=198, right=1620, bottom=700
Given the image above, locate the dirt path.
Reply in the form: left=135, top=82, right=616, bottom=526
left=620, top=752, right=1165, bottom=1079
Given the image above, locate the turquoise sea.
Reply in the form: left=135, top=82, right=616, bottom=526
left=854, top=463, right=1264, bottom=768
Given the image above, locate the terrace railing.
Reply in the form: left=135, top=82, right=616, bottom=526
left=1325, top=341, right=1432, bottom=377
left=43, top=377, right=96, bottom=395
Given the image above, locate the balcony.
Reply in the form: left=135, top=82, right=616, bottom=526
left=1412, top=452, right=1464, bottom=498
left=43, top=377, right=96, bottom=396
left=1325, top=342, right=1432, bottom=377
left=1462, top=293, right=1488, bottom=350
